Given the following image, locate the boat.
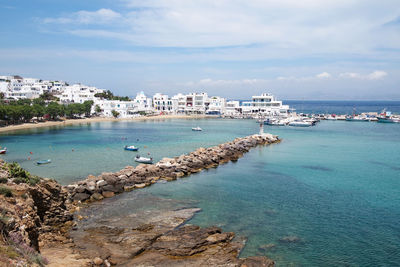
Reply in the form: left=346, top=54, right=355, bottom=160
left=345, top=115, right=369, bottom=122
left=124, top=145, right=138, bottom=151
left=377, top=117, right=400, bottom=123
left=0, top=147, right=7, bottom=154
left=289, top=121, right=312, bottom=127
left=37, top=159, right=51, bottom=165
left=377, top=110, right=399, bottom=123
left=192, top=127, right=202, bottom=131
left=134, top=155, right=153, bottom=164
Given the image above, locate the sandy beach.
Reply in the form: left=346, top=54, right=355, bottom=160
left=0, top=114, right=212, bottom=134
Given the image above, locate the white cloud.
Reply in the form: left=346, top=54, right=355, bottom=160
left=367, top=70, right=388, bottom=80
left=339, top=70, right=388, bottom=80
left=316, top=72, right=332, bottom=79
left=44, top=8, right=121, bottom=25
left=41, top=0, right=400, bottom=53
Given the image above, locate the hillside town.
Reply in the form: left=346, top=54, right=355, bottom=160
left=0, top=75, right=290, bottom=119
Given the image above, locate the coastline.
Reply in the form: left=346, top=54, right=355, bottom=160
left=0, top=114, right=212, bottom=134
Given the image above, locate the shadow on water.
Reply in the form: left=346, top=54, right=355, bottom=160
left=301, top=165, right=334, bottom=172
left=369, top=160, right=400, bottom=171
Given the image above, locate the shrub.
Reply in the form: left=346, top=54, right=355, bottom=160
left=0, top=186, right=12, bottom=197
left=0, top=177, right=7, bottom=184
left=7, top=162, right=30, bottom=178
left=7, top=232, right=48, bottom=266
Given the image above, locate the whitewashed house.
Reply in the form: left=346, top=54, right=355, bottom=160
left=241, top=93, right=289, bottom=116
left=153, top=93, right=175, bottom=113
left=57, top=84, right=104, bottom=104
left=206, top=96, right=226, bottom=115
left=133, top=91, right=153, bottom=113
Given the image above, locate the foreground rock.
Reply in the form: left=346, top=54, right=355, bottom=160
left=67, top=134, right=280, bottom=203
left=71, top=207, right=274, bottom=267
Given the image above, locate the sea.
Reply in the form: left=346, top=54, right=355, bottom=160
left=1, top=101, right=400, bottom=266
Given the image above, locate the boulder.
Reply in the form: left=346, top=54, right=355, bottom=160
left=96, top=180, right=107, bottom=187
left=73, top=193, right=90, bottom=202
left=102, top=191, right=115, bottom=198
left=134, top=183, right=147, bottom=189
left=90, top=193, right=104, bottom=201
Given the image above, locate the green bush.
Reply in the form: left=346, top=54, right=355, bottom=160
left=8, top=162, right=30, bottom=178
left=0, top=177, right=7, bottom=184
left=0, top=186, right=12, bottom=197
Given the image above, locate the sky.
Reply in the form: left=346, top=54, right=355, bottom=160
left=0, top=0, right=399, bottom=100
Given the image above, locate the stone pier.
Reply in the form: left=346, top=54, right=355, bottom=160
left=67, top=133, right=280, bottom=203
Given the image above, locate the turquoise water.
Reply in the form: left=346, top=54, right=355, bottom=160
left=1, top=119, right=400, bottom=266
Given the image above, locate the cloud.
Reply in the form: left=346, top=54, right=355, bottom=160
left=43, top=8, right=121, bottom=25
left=339, top=70, right=388, bottom=80
left=316, top=72, right=332, bottom=79
left=40, top=0, right=400, bottom=53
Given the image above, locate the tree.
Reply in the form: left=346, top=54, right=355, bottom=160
left=21, top=105, right=33, bottom=122
left=32, top=104, right=45, bottom=118
left=111, top=110, right=120, bottom=118
left=83, top=100, right=94, bottom=117
left=95, top=105, right=102, bottom=114
left=46, top=102, right=61, bottom=120
left=33, top=98, right=45, bottom=106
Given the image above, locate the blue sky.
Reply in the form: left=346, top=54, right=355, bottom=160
left=0, top=0, right=399, bottom=100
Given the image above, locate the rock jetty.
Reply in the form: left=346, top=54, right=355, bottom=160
left=67, top=133, right=280, bottom=203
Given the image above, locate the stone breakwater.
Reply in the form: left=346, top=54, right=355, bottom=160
left=66, top=133, right=280, bottom=203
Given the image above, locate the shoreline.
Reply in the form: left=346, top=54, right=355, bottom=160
left=0, top=114, right=213, bottom=134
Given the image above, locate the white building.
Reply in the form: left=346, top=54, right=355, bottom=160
left=133, top=91, right=153, bottom=113
left=224, top=100, right=241, bottom=116
left=57, top=84, right=104, bottom=104
left=153, top=93, right=175, bottom=113
left=185, top=93, right=208, bottom=114
left=241, top=93, right=289, bottom=116
left=171, top=93, right=186, bottom=114
left=206, top=96, right=226, bottom=115
left=94, top=99, right=137, bottom=118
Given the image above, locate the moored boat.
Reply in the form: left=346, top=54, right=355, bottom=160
left=289, top=121, right=312, bottom=127
left=0, top=147, right=7, bottom=154
left=135, top=155, right=153, bottom=164
left=192, top=127, right=202, bottom=131
left=37, top=159, right=51, bottom=165
left=124, top=145, right=138, bottom=151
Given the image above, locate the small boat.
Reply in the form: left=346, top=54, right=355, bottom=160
left=124, top=145, right=138, bottom=151
left=134, top=155, right=153, bottom=164
left=37, top=159, right=51, bottom=165
left=289, top=121, right=312, bottom=127
left=0, top=147, right=7, bottom=154
left=192, top=127, right=202, bottom=131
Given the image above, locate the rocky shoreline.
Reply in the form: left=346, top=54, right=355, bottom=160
left=0, top=133, right=279, bottom=266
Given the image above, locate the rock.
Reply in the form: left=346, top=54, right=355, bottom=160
left=279, top=235, right=301, bottom=243
left=258, top=243, right=276, bottom=251
left=205, top=233, right=233, bottom=244
left=102, top=191, right=115, bottom=198
left=73, top=192, right=90, bottom=202
left=96, top=179, right=107, bottom=187
left=134, top=183, right=147, bottom=189
left=123, top=185, right=135, bottom=192
left=240, top=256, right=275, bottom=267
left=90, top=192, right=104, bottom=201
left=102, top=184, right=123, bottom=193
left=75, top=186, right=86, bottom=193
left=93, top=257, right=103, bottom=265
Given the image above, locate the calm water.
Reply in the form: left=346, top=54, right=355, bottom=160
left=284, top=100, right=400, bottom=114
left=1, top=118, right=400, bottom=266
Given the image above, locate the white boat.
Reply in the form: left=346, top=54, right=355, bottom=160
left=289, top=121, right=312, bottom=127
left=124, top=145, right=138, bottom=151
left=135, top=155, right=153, bottom=164
left=0, top=147, right=7, bottom=154
left=192, top=127, right=202, bottom=131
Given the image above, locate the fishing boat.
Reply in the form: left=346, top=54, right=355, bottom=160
left=124, top=145, right=138, bottom=151
left=192, top=127, right=202, bottom=131
left=377, top=110, right=400, bottom=123
left=134, top=155, right=153, bottom=164
left=0, top=147, right=7, bottom=154
left=37, top=159, right=51, bottom=165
